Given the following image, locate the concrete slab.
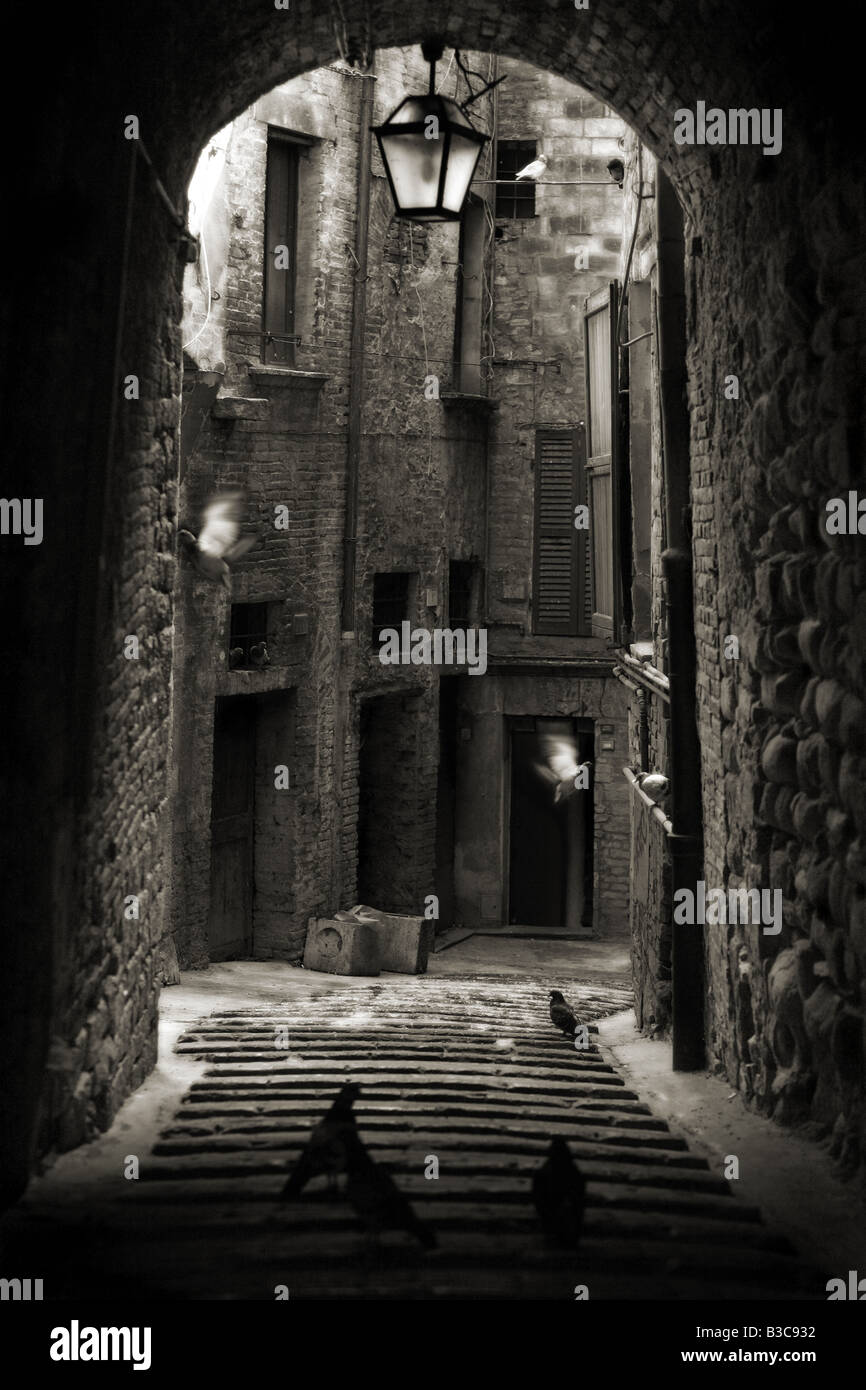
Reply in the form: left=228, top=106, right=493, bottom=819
left=368, top=912, right=434, bottom=973
left=303, top=916, right=380, bottom=976
left=598, top=1009, right=866, bottom=1277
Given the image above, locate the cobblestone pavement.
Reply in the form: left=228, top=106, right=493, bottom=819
left=6, top=978, right=816, bottom=1300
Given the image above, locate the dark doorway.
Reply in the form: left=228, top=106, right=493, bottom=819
left=508, top=717, right=594, bottom=932
left=357, top=693, right=420, bottom=913
left=210, top=696, right=256, bottom=959
left=434, top=678, right=459, bottom=931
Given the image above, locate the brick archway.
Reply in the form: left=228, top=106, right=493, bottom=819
left=2, top=2, right=862, bottom=1203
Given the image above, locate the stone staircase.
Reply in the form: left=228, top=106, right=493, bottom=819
left=113, top=977, right=815, bottom=1299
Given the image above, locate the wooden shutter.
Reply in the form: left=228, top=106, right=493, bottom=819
left=584, top=283, right=621, bottom=639
left=263, top=135, right=299, bottom=365
left=532, top=427, right=588, bottom=635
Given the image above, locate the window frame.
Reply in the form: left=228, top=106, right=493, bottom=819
left=262, top=129, right=306, bottom=366
left=583, top=281, right=623, bottom=642
left=495, top=140, right=537, bottom=220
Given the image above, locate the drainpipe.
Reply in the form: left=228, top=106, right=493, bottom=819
left=656, top=166, right=705, bottom=1071
left=341, top=58, right=375, bottom=633
left=333, top=60, right=375, bottom=910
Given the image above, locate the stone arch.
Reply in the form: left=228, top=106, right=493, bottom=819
left=3, top=1, right=863, bottom=1204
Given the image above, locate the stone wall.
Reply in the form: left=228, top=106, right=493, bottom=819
left=487, top=59, right=626, bottom=660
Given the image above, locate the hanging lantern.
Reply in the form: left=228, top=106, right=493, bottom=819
left=372, top=39, right=488, bottom=222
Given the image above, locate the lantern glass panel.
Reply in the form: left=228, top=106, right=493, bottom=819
left=380, top=130, right=445, bottom=210
left=442, top=134, right=484, bottom=214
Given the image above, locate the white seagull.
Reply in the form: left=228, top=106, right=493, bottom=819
left=177, top=490, right=257, bottom=591
left=514, top=152, right=549, bottom=182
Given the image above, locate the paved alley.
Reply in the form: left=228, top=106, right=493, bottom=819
left=3, top=975, right=818, bottom=1301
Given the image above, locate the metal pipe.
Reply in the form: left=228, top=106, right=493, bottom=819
left=340, top=57, right=375, bottom=633
left=473, top=178, right=614, bottom=186
left=656, top=165, right=705, bottom=1072
left=612, top=666, right=651, bottom=773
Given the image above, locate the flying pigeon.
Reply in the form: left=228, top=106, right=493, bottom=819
left=514, top=152, right=549, bottom=182
left=249, top=641, right=270, bottom=669
left=228, top=646, right=245, bottom=669
left=344, top=1131, right=437, bottom=1249
left=532, top=1137, right=586, bottom=1248
left=638, top=772, right=669, bottom=801
left=281, top=1081, right=362, bottom=1199
left=177, top=490, right=257, bottom=591
left=549, top=989, right=579, bottom=1039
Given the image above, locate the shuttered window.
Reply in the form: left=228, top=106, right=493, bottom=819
left=263, top=133, right=300, bottom=365
left=532, top=427, right=589, bottom=635
left=584, top=284, right=621, bottom=639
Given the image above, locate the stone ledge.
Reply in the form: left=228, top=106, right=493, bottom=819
left=247, top=366, right=330, bottom=389
left=440, top=391, right=499, bottom=412
left=211, top=396, right=270, bottom=420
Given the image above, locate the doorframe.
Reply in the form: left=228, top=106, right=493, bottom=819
left=504, top=714, right=595, bottom=934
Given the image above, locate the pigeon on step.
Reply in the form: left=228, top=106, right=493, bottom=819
left=249, top=640, right=270, bottom=668
left=281, top=1081, right=361, bottom=1199
left=549, top=989, right=579, bottom=1039
left=228, top=646, right=245, bottom=669
left=532, top=1137, right=586, bottom=1248
left=177, top=490, right=258, bottom=591
left=344, top=1132, right=437, bottom=1249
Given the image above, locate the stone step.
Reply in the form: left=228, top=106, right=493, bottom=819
left=138, top=1149, right=728, bottom=1190
left=161, top=1116, right=686, bottom=1149
left=177, top=1099, right=664, bottom=1129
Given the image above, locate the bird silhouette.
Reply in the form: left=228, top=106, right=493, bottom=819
left=177, top=490, right=257, bottom=591
left=249, top=640, right=270, bottom=668
left=549, top=989, right=579, bottom=1038
left=515, top=152, right=549, bottom=182
left=532, top=1137, right=586, bottom=1248
left=281, top=1082, right=362, bottom=1199
left=228, top=646, right=245, bottom=669
left=344, top=1132, right=437, bottom=1249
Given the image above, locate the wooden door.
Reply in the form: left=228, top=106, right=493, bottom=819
left=209, top=697, right=255, bottom=960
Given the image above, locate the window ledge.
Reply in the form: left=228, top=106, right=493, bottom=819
left=440, top=391, right=498, bottom=412
left=247, top=365, right=330, bottom=389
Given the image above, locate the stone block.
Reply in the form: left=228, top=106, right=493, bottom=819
left=303, top=916, right=380, bottom=976
left=367, top=911, right=434, bottom=974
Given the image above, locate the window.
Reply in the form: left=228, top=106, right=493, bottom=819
left=583, top=282, right=622, bottom=639
left=263, top=133, right=300, bottom=365
left=532, top=428, right=590, bottom=636
left=372, top=572, right=411, bottom=643
left=448, top=561, right=476, bottom=628
left=229, top=602, right=269, bottom=668
left=495, top=141, right=537, bottom=219
left=453, top=198, right=486, bottom=394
